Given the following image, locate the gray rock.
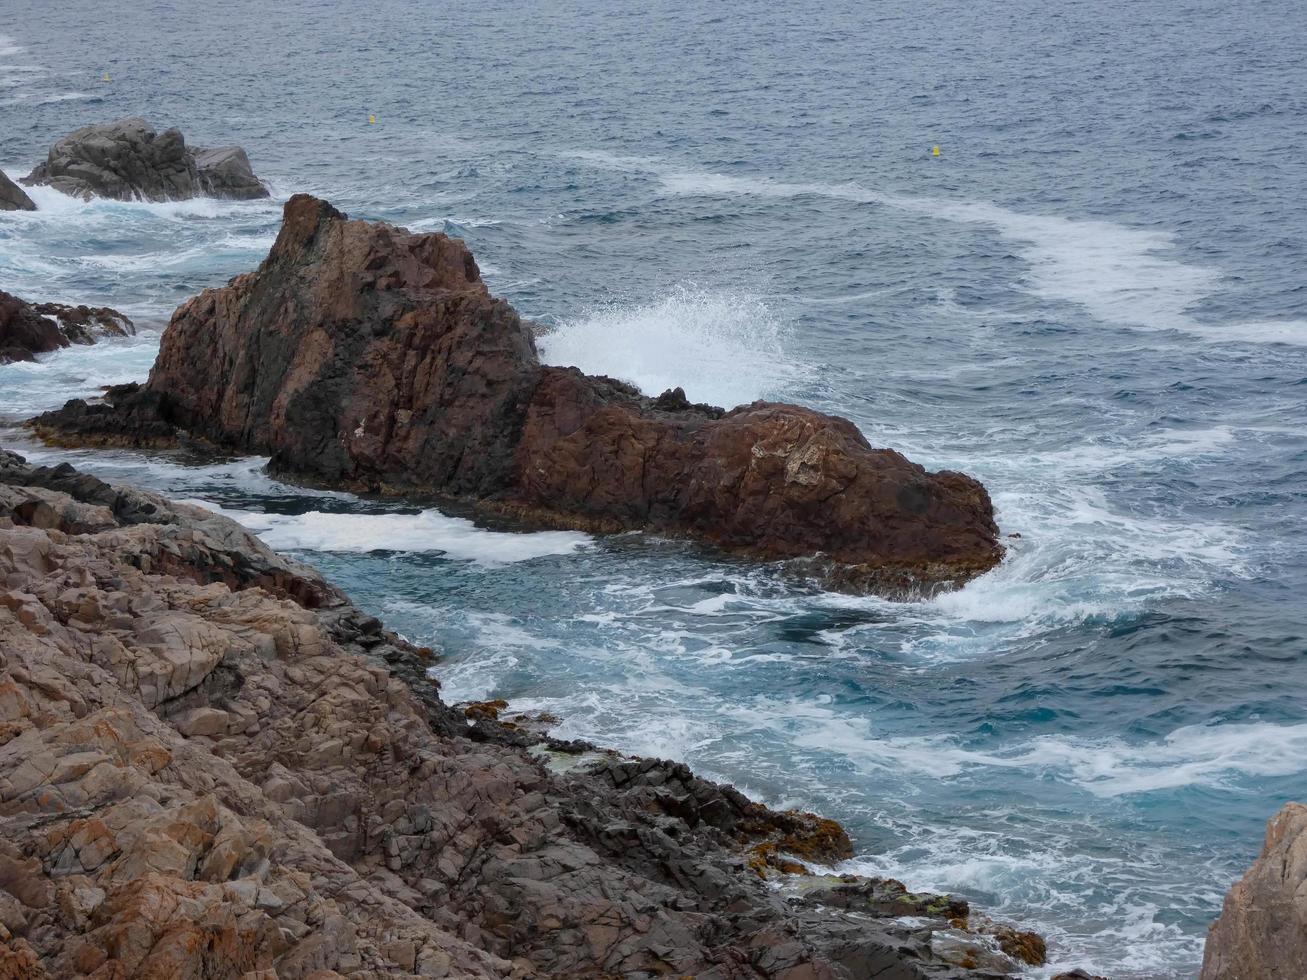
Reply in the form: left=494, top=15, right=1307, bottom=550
left=0, top=170, right=36, bottom=211
left=21, top=117, right=269, bottom=202
left=193, top=145, right=268, bottom=200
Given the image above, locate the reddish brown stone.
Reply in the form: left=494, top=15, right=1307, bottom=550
left=0, top=290, right=134, bottom=365
left=31, top=194, right=1003, bottom=594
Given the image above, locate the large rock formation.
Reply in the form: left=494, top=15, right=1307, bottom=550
left=29, top=194, right=1002, bottom=594
left=0, top=290, right=135, bottom=365
left=1200, top=802, right=1307, bottom=980
left=21, top=117, right=269, bottom=202
left=0, top=449, right=1042, bottom=977
left=0, top=171, right=36, bottom=211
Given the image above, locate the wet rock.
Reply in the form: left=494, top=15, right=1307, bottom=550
left=21, top=117, right=268, bottom=202
left=0, top=171, right=36, bottom=211
left=30, top=194, right=1003, bottom=595
left=0, top=450, right=1029, bottom=977
left=0, top=290, right=134, bottom=365
left=1200, top=801, right=1307, bottom=980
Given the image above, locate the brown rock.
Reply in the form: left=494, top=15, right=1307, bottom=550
left=1200, top=802, right=1307, bottom=980
left=0, top=448, right=1026, bottom=978
left=0, top=290, right=134, bottom=365
left=30, top=195, right=1003, bottom=595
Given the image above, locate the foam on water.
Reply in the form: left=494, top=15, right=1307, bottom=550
left=191, top=500, right=592, bottom=565
left=537, top=284, right=806, bottom=407
left=657, top=169, right=1307, bottom=346
left=0, top=174, right=284, bottom=316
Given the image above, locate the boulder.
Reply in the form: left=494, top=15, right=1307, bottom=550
left=1200, top=802, right=1307, bottom=980
left=192, top=145, right=268, bottom=200
left=29, top=194, right=1003, bottom=594
left=0, top=290, right=134, bottom=364
left=0, top=171, right=36, bottom=211
left=21, top=117, right=268, bottom=202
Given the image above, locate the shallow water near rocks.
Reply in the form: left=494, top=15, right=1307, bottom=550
left=3, top=2, right=1306, bottom=976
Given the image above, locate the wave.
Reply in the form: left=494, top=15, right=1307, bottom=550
left=790, top=716, right=1307, bottom=797
left=655, top=169, right=1306, bottom=345
left=189, top=500, right=592, bottom=565
left=537, top=284, right=809, bottom=408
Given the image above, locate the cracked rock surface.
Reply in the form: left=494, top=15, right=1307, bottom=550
left=0, top=449, right=1045, bottom=978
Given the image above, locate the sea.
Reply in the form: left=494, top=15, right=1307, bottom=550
left=2, top=2, right=1305, bottom=976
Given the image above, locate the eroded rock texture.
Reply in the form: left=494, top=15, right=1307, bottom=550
left=0, top=450, right=1039, bottom=978
left=1201, top=802, right=1307, bottom=980
left=31, top=194, right=1002, bottom=594
left=0, top=290, right=134, bottom=365
left=21, top=117, right=269, bottom=202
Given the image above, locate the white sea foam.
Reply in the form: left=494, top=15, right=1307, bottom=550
left=537, top=284, right=806, bottom=408
left=656, top=169, right=1307, bottom=345
left=788, top=715, right=1307, bottom=797
left=189, top=500, right=592, bottom=565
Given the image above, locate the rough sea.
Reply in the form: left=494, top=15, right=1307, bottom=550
left=3, top=2, right=1306, bottom=976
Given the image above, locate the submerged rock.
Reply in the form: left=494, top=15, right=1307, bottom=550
left=1200, top=802, right=1307, bottom=980
left=0, top=449, right=1035, bottom=977
left=30, top=194, right=1003, bottom=594
left=21, top=117, right=269, bottom=202
left=0, top=290, right=134, bottom=365
left=0, top=170, right=36, bottom=211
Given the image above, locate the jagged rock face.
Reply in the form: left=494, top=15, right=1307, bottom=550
left=0, top=171, right=36, bottom=211
left=0, top=451, right=1033, bottom=978
left=1200, top=802, right=1307, bottom=980
left=30, top=194, right=1003, bottom=594
left=21, top=117, right=269, bottom=202
left=146, top=193, right=537, bottom=495
left=0, top=290, right=134, bottom=364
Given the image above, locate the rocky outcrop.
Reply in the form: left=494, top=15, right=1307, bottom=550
left=0, top=171, right=36, bottom=211
left=0, top=449, right=1040, bottom=977
left=21, top=117, right=268, bottom=202
left=29, top=194, right=1002, bottom=595
left=1200, top=802, right=1307, bottom=980
left=0, top=290, right=134, bottom=364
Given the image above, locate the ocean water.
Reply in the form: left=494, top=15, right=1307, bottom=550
left=3, top=2, right=1306, bottom=976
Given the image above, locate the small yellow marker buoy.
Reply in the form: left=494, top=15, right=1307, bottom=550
left=102, top=73, right=110, bottom=82
left=931, top=145, right=941, bottom=157
left=368, top=113, right=376, bottom=125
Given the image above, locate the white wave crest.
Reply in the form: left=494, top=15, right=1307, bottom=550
left=537, top=285, right=806, bottom=408
left=657, top=169, right=1307, bottom=345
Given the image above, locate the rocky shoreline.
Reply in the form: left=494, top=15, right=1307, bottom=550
left=4, top=114, right=1301, bottom=978
left=0, top=449, right=1062, bottom=978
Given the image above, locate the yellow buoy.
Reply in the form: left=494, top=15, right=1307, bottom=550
left=368, top=114, right=376, bottom=125
left=102, top=73, right=110, bottom=82
left=931, top=145, right=941, bottom=157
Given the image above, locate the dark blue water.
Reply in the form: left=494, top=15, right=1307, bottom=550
left=3, top=3, right=1306, bottom=975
